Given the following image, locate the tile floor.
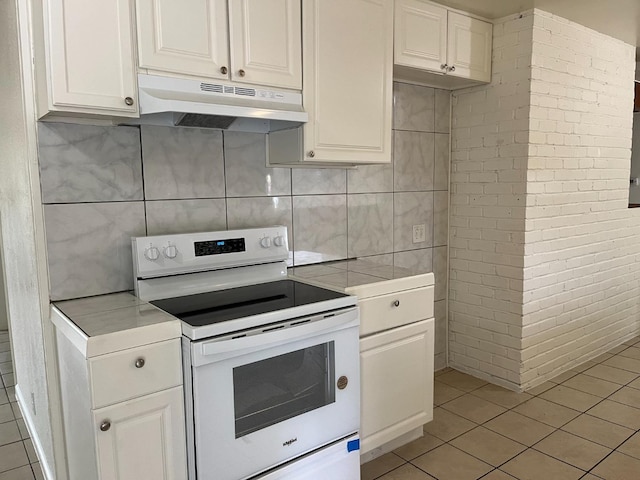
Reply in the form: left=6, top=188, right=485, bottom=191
left=0, top=332, right=43, bottom=480
left=362, top=336, right=640, bottom=480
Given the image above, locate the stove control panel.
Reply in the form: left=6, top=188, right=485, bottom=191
left=133, top=226, right=289, bottom=279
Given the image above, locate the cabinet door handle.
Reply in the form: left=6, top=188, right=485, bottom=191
left=440, top=64, right=448, bottom=70
left=124, top=96, right=134, bottom=106
left=220, top=66, right=228, bottom=75
left=393, top=300, right=400, bottom=307
left=238, top=69, right=246, bottom=77
left=135, top=358, right=145, bottom=369
left=449, top=65, right=456, bottom=72
left=307, top=151, right=315, bottom=158
left=100, top=420, right=111, bottom=432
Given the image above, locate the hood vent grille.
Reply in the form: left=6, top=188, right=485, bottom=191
left=199, top=82, right=256, bottom=97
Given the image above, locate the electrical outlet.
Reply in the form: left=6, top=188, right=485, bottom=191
left=412, top=224, right=426, bottom=244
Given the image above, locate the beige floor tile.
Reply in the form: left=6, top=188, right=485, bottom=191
left=548, top=370, right=579, bottom=384
left=422, top=407, right=476, bottom=442
left=433, top=381, right=466, bottom=406
left=0, top=356, right=11, bottom=366
left=30, top=465, right=42, bottom=480
left=0, top=443, right=29, bottom=473
left=591, top=352, right=614, bottom=364
left=587, top=399, right=640, bottom=429
left=582, top=364, right=638, bottom=384
left=411, top=444, right=493, bottom=480
left=361, top=452, right=405, bottom=480
left=561, top=373, right=621, bottom=398
left=569, top=360, right=597, bottom=374
left=0, top=466, right=34, bottom=480
left=538, top=385, right=601, bottom=412
left=470, top=384, right=533, bottom=409
left=15, top=421, right=27, bottom=441
left=393, top=433, right=443, bottom=461
left=481, top=471, right=518, bottom=479
left=602, top=355, right=640, bottom=374
left=0, top=366, right=12, bottom=377
left=435, top=371, right=487, bottom=392
left=6, top=388, right=15, bottom=404
left=617, top=431, right=640, bottom=460
left=622, top=337, right=640, bottom=346
left=441, top=394, right=506, bottom=424
left=532, top=429, right=610, bottom=471
left=0, top=424, right=21, bottom=448
left=377, top=463, right=435, bottom=480
left=0, top=346, right=10, bottom=356
left=450, top=426, right=526, bottom=467
left=592, top=451, right=640, bottom=480
left=618, top=345, right=640, bottom=360
left=524, top=381, right=555, bottom=396
left=484, top=411, right=555, bottom=446
left=8, top=406, right=19, bottom=422
left=579, top=475, right=602, bottom=480
left=501, top=449, right=584, bottom=480
left=628, top=376, right=640, bottom=390
left=608, top=386, right=640, bottom=409
left=561, top=413, right=634, bottom=449
left=608, top=344, right=630, bottom=355
left=434, top=367, right=453, bottom=377
left=513, top=397, right=580, bottom=428
left=0, top=392, right=9, bottom=408
left=0, top=406, right=13, bottom=425
left=0, top=377, right=13, bottom=390
left=21, top=441, right=36, bottom=465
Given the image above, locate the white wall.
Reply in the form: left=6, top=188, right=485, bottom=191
left=0, top=244, right=8, bottom=331
left=631, top=114, right=640, bottom=205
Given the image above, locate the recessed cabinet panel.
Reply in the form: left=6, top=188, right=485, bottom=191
left=136, top=0, right=229, bottom=80
left=394, top=0, right=447, bottom=73
left=229, top=0, right=302, bottom=89
left=46, top=0, right=138, bottom=115
left=447, top=11, right=492, bottom=83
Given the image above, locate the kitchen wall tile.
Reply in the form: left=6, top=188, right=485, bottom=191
left=145, top=199, right=227, bottom=235
left=38, top=123, right=142, bottom=203
left=435, top=299, right=447, bottom=370
left=141, top=126, right=225, bottom=200
left=434, top=133, right=450, bottom=191
left=433, top=246, right=447, bottom=301
left=393, top=248, right=433, bottom=274
left=394, top=192, right=434, bottom=251
left=393, top=82, right=435, bottom=132
left=292, top=195, right=347, bottom=265
left=224, top=132, right=291, bottom=197
left=347, top=193, right=393, bottom=258
left=394, top=131, right=434, bottom=192
left=292, top=169, right=346, bottom=195
left=357, top=253, right=394, bottom=267
left=435, top=89, right=451, bottom=134
left=44, top=202, right=146, bottom=300
left=347, top=162, right=394, bottom=194
left=434, top=191, right=449, bottom=247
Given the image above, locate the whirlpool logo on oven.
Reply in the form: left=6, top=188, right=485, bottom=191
left=282, top=437, right=298, bottom=447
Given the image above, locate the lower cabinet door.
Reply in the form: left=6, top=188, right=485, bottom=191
left=93, top=387, right=187, bottom=480
left=360, top=319, right=434, bottom=454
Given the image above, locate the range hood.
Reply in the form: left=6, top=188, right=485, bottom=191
left=132, top=74, right=308, bottom=133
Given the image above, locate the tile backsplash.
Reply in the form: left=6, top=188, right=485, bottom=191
left=39, top=81, right=450, bottom=367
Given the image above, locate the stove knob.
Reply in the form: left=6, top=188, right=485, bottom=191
left=273, top=235, right=285, bottom=247
left=163, top=244, right=178, bottom=259
left=144, top=246, right=160, bottom=261
left=260, top=237, right=272, bottom=248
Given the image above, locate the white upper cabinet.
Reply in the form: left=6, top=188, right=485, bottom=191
left=136, top=0, right=302, bottom=90
left=393, top=0, right=492, bottom=89
left=34, top=0, right=138, bottom=118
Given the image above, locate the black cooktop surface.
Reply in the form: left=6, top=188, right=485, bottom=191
left=151, top=279, right=349, bottom=327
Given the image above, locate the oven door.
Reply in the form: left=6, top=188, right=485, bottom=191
left=187, top=306, right=360, bottom=480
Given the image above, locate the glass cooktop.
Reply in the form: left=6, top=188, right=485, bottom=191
left=150, top=280, right=349, bottom=328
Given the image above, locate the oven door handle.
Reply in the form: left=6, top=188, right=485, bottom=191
left=194, top=307, right=359, bottom=364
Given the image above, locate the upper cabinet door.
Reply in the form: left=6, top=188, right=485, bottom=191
left=302, top=0, right=393, bottom=164
left=228, top=0, right=302, bottom=89
left=46, top=0, right=138, bottom=115
left=136, top=0, right=229, bottom=80
left=394, top=0, right=447, bottom=73
left=446, top=11, right=492, bottom=83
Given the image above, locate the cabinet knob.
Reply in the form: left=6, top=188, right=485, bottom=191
left=440, top=64, right=448, bottom=70
left=100, top=420, right=111, bottom=432
left=135, top=358, right=145, bottom=369
left=307, top=151, right=315, bottom=158
left=449, top=65, right=456, bottom=72
left=239, top=69, right=246, bottom=77
left=220, top=66, right=228, bottom=75
left=124, top=96, right=134, bottom=106
left=392, top=300, right=400, bottom=307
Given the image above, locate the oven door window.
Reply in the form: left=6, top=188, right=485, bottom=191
left=232, top=342, right=336, bottom=438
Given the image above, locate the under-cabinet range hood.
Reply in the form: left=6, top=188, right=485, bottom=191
left=132, top=74, right=308, bottom=133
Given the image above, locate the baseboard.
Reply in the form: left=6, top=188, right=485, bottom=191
left=15, top=384, right=55, bottom=480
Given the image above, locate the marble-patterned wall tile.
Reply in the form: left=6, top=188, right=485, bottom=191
left=141, top=126, right=225, bottom=200
left=435, top=89, right=451, bottom=134
left=44, top=202, right=145, bottom=300
left=393, top=82, right=435, bottom=132
left=434, top=299, right=447, bottom=364
left=434, top=191, right=449, bottom=247
left=292, top=195, right=347, bottom=265
left=347, top=193, right=393, bottom=258
left=393, top=248, right=433, bottom=274
left=224, top=132, right=291, bottom=197
left=347, top=163, right=394, bottom=194
left=434, top=133, right=450, bottom=191
left=38, top=123, right=142, bottom=203
left=433, top=246, right=447, bottom=301
left=394, top=192, right=434, bottom=251
left=394, top=131, right=434, bottom=192
left=146, top=199, right=227, bottom=235
left=292, top=169, right=346, bottom=195
left=357, top=253, right=394, bottom=267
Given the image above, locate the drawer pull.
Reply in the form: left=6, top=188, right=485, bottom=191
left=134, top=358, right=146, bottom=369
left=100, top=420, right=111, bottom=432
left=393, top=300, right=400, bottom=307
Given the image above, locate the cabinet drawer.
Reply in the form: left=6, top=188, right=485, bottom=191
left=359, top=286, right=433, bottom=336
left=89, top=339, right=182, bottom=409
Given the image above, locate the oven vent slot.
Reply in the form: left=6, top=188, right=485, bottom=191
left=290, top=319, right=311, bottom=326
left=232, top=334, right=247, bottom=339
left=263, top=325, right=285, bottom=333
